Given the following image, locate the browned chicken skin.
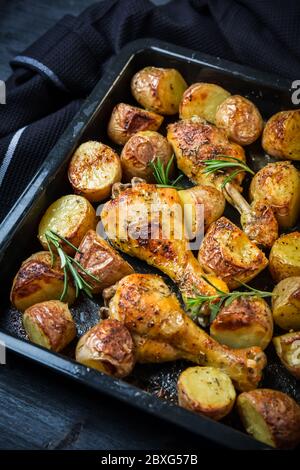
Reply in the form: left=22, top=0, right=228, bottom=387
left=101, top=179, right=228, bottom=310
left=104, top=274, right=267, bottom=391
left=167, top=116, right=278, bottom=248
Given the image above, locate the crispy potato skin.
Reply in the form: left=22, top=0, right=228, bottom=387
left=120, top=131, right=173, bottom=182
left=210, top=297, right=273, bottom=350
left=215, top=95, right=263, bottom=145
left=10, top=251, right=75, bottom=311
left=178, top=185, right=225, bottom=236
left=131, top=67, right=187, bottom=115
left=273, top=331, right=300, bottom=379
left=179, top=83, right=230, bottom=123
left=23, top=300, right=76, bottom=352
left=237, top=389, right=300, bottom=449
left=74, top=230, right=134, bottom=294
left=167, top=116, right=246, bottom=191
left=198, top=217, right=268, bottom=289
left=38, top=195, right=97, bottom=255
left=269, top=232, right=300, bottom=282
left=272, top=276, right=300, bottom=330
left=107, top=103, right=163, bottom=146
left=249, top=161, right=300, bottom=229
left=177, top=366, right=236, bottom=420
left=262, top=110, right=300, bottom=160
left=75, top=319, right=135, bottom=378
left=68, top=141, right=121, bottom=202
left=241, top=200, right=279, bottom=249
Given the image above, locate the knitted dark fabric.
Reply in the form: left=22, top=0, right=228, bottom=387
left=0, top=0, right=299, bottom=220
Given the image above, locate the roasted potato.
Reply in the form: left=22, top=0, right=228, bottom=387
left=273, top=331, right=300, bottom=379
left=23, top=300, right=76, bottom=352
left=269, top=232, right=300, bottom=282
left=10, top=251, right=75, bottom=311
left=249, top=161, right=300, bottom=229
left=68, top=141, right=121, bottom=202
left=179, top=82, right=230, bottom=123
left=107, top=103, right=163, bottom=146
left=75, top=319, right=135, bottom=378
left=198, top=217, right=268, bottom=289
left=215, top=95, right=264, bottom=145
left=178, top=185, right=225, bottom=236
left=177, top=366, right=236, bottom=420
left=262, top=109, right=300, bottom=160
left=38, top=195, right=97, bottom=255
left=210, top=297, right=273, bottom=350
left=74, top=229, right=134, bottom=294
left=120, top=131, right=173, bottom=182
left=237, top=389, right=300, bottom=448
left=272, top=276, right=300, bottom=330
left=131, top=67, right=187, bottom=115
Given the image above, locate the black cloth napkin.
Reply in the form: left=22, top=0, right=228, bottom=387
left=0, top=0, right=299, bottom=221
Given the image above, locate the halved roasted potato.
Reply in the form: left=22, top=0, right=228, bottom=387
left=237, top=389, right=300, bottom=449
left=262, top=109, right=300, bottom=160
left=249, top=161, right=300, bottom=229
left=215, top=95, right=264, bottom=145
left=198, top=217, right=268, bottom=289
left=269, top=232, right=300, bottom=282
left=23, top=300, right=76, bottom=352
left=273, top=331, right=300, bottom=379
left=38, top=195, right=97, bottom=255
left=120, top=131, right=173, bottom=182
left=107, top=103, right=163, bottom=146
left=177, top=366, right=236, bottom=421
left=179, top=82, right=230, bottom=123
left=10, top=251, right=75, bottom=311
left=74, top=229, right=134, bottom=294
left=68, top=141, right=121, bottom=202
left=75, top=319, right=135, bottom=378
left=178, top=185, right=225, bottom=236
left=272, top=276, right=300, bottom=330
left=210, top=297, right=273, bottom=350
left=131, top=67, right=188, bottom=115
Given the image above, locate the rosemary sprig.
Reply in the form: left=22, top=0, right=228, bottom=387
left=45, top=230, right=100, bottom=301
left=202, top=155, right=255, bottom=188
left=149, top=155, right=184, bottom=190
left=186, top=276, right=273, bottom=323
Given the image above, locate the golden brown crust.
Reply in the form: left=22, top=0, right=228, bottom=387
left=272, top=276, right=300, bottom=330
left=120, top=131, right=172, bottom=182
left=131, top=67, right=187, bottom=115
left=10, top=251, right=75, bottom=311
left=210, top=297, right=273, bottom=350
left=23, top=300, right=76, bottom=352
left=75, top=319, right=135, bottom=378
left=262, top=110, right=300, bottom=160
left=198, top=217, right=268, bottom=289
left=107, top=103, right=163, bottom=145
left=74, top=230, right=134, bottom=294
left=68, top=141, right=121, bottom=202
left=237, top=389, right=300, bottom=449
left=215, top=95, right=263, bottom=145
left=273, top=331, right=300, bottom=379
left=241, top=200, right=278, bottom=249
left=38, top=195, right=97, bottom=255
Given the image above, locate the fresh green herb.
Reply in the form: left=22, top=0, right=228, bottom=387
left=185, top=276, right=273, bottom=323
left=149, top=155, right=184, bottom=190
left=45, top=230, right=100, bottom=301
left=202, top=155, right=255, bottom=188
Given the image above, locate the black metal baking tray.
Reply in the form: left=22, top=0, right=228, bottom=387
left=0, top=39, right=299, bottom=450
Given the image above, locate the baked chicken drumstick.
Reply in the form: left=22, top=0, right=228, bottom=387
left=101, top=178, right=228, bottom=310
left=167, top=116, right=278, bottom=248
left=103, top=273, right=267, bottom=391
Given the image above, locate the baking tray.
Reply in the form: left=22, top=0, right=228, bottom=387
left=0, top=39, right=299, bottom=450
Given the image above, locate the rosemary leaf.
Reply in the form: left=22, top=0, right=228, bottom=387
left=150, top=155, right=184, bottom=190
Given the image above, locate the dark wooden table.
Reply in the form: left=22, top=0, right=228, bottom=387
left=0, top=0, right=216, bottom=450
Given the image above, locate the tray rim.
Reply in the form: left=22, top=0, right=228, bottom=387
left=1, top=38, right=291, bottom=450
